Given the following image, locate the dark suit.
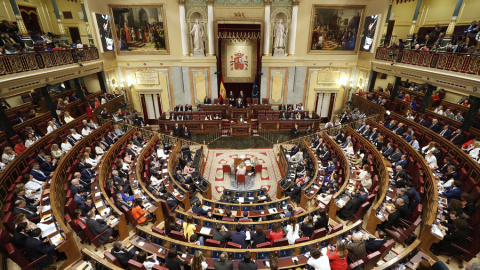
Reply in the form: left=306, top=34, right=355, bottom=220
left=450, top=133, right=465, bottom=146
left=173, top=126, right=182, bottom=137
left=382, top=147, right=394, bottom=157
left=192, top=205, right=209, bottom=217
left=429, top=123, right=440, bottom=133
left=365, top=237, right=387, bottom=253
left=439, top=129, right=452, bottom=139
left=393, top=126, right=404, bottom=135
left=86, top=218, right=113, bottom=245
left=394, top=159, right=408, bottom=169
left=13, top=231, right=29, bottom=249
left=389, top=152, right=402, bottom=163
left=418, top=119, right=426, bottom=126
left=106, top=135, right=115, bottom=146
left=81, top=168, right=95, bottom=182
left=14, top=205, right=38, bottom=219
left=35, top=155, right=45, bottom=164
left=31, top=169, right=49, bottom=181
left=25, top=237, right=56, bottom=268
left=111, top=247, right=138, bottom=268
left=378, top=210, right=400, bottom=230
left=338, top=197, right=362, bottom=220
left=214, top=260, right=234, bottom=270
left=40, top=161, right=56, bottom=174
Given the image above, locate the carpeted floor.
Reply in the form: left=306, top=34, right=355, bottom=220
left=203, top=148, right=282, bottom=200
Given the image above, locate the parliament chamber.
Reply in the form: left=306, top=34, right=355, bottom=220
left=1, top=0, right=480, bottom=270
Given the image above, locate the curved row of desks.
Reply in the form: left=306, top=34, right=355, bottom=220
left=51, top=121, right=114, bottom=268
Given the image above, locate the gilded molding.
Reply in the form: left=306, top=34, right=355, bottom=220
left=292, top=0, right=300, bottom=5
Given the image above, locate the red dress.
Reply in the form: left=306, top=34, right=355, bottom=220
left=14, top=144, right=26, bottom=154
left=86, top=107, right=93, bottom=118
left=327, top=249, right=349, bottom=270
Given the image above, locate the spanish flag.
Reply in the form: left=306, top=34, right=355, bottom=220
left=219, top=77, right=226, bottom=102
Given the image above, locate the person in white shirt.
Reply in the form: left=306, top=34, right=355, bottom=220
left=61, top=137, right=72, bottom=152
left=468, top=142, right=480, bottom=160
left=2, top=146, right=16, bottom=165
left=317, top=189, right=334, bottom=208
left=136, top=251, right=161, bottom=270
left=356, top=164, right=369, bottom=182
left=344, top=142, right=355, bottom=157
left=425, top=152, right=437, bottom=169
left=289, top=151, right=303, bottom=164
left=24, top=133, right=37, bottom=147
left=306, top=248, right=331, bottom=270
left=23, top=174, right=44, bottom=193
left=64, top=111, right=74, bottom=123
left=361, top=173, right=373, bottom=189
left=150, top=172, right=163, bottom=186
left=440, top=178, right=455, bottom=189
left=88, top=119, right=98, bottom=130
left=421, top=142, right=436, bottom=156
left=46, top=121, right=56, bottom=134
left=70, top=129, right=83, bottom=141
left=81, top=125, right=91, bottom=136
left=286, top=216, right=300, bottom=244
left=95, top=142, right=105, bottom=156
left=157, top=146, right=169, bottom=160
left=434, top=105, right=443, bottom=115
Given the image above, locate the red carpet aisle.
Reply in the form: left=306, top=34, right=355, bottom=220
left=203, top=149, right=282, bottom=200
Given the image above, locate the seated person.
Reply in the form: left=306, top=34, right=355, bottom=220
left=364, top=230, right=387, bottom=253
left=25, top=228, right=58, bottom=269
left=346, top=233, right=366, bottom=262
left=111, top=241, right=139, bottom=268
left=267, top=223, right=284, bottom=244
left=85, top=210, right=118, bottom=245
left=338, top=193, right=363, bottom=221
left=13, top=199, right=40, bottom=220
left=231, top=223, right=248, bottom=248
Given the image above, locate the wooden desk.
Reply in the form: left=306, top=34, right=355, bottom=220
left=230, top=121, right=251, bottom=137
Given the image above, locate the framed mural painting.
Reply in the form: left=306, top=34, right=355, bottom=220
left=221, top=40, right=258, bottom=83
left=109, top=5, right=169, bottom=55
left=308, top=5, right=365, bottom=54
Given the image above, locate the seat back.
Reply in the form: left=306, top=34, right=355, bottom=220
left=206, top=239, right=221, bottom=247
left=352, top=202, right=370, bottom=222
left=237, top=174, right=245, bottom=184
left=2, top=212, right=14, bottom=234
left=128, top=259, right=147, bottom=270
left=225, top=242, right=242, bottom=249
left=78, top=220, right=99, bottom=246
left=379, top=239, right=395, bottom=259
left=153, top=265, right=170, bottom=270
left=272, top=237, right=288, bottom=247
left=6, top=243, right=30, bottom=268
left=295, top=237, right=310, bottom=244
left=256, top=242, right=271, bottom=248
left=65, top=198, right=78, bottom=216
left=0, top=229, right=13, bottom=255
left=104, top=251, right=123, bottom=268
left=311, top=228, right=327, bottom=240
left=170, top=230, right=187, bottom=242
left=330, top=224, right=343, bottom=234
left=364, top=251, right=381, bottom=269
left=255, top=164, right=262, bottom=173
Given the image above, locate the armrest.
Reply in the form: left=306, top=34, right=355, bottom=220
left=92, top=229, right=109, bottom=242
left=27, top=254, right=49, bottom=268
left=399, top=218, right=412, bottom=228
left=451, top=243, right=472, bottom=256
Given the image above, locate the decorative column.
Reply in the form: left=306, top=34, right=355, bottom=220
left=50, top=0, right=68, bottom=44
left=390, top=76, right=401, bottom=102
left=207, top=0, right=215, bottom=56
left=41, top=86, right=59, bottom=120
left=288, top=0, right=299, bottom=56
left=442, top=0, right=464, bottom=47
left=7, top=0, right=28, bottom=35
left=80, top=0, right=94, bottom=46
left=178, top=0, right=189, bottom=56
left=379, top=1, right=393, bottom=47
left=0, top=95, right=15, bottom=137
left=419, top=84, right=436, bottom=113
left=74, top=78, right=87, bottom=102
left=367, top=71, right=378, bottom=92
left=263, top=0, right=272, bottom=56
left=405, top=0, right=423, bottom=46
left=461, top=96, right=480, bottom=131
left=97, top=72, right=108, bottom=93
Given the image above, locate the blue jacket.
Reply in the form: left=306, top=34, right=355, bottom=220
left=443, top=187, right=462, bottom=202
left=31, top=169, right=49, bottom=181
left=231, top=231, right=248, bottom=248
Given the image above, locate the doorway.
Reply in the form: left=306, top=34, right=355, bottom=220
left=385, top=20, right=395, bottom=46
left=19, top=6, right=42, bottom=33
left=139, top=93, right=162, bottom=125
left=69, top=27, right=81, bottom=44
left=314, top=92, right=336, bottom=122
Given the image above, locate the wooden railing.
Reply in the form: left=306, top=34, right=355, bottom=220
left=168, top=141, right=191, bottom=210
left=372, top=90, right=412, bottom=115
left=97, top=128, right=135, bottom=241
left=351, top=94, right=385, bottom=122
left=375, top=47, right=480, bottom=75
left=423, top=109, right=480, bottom=137
left=92, top=95, right=125, bottom=123
left=299, top=138, right=321, bottom=209
left=50, top=122, right=112, bottom=269
left=64, top=91, right=104, bottom=118
left=0, top=114, right=87, bottom=209
left=0, top=47, right=100, bottom=76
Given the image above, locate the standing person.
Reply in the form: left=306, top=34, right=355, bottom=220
left=228, top=91, right=235, bottom=106
left=327, top=242, right=348, bottom=270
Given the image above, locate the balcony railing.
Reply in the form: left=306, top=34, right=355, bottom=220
left=0, top=47, right=99, bottom=76
left=375, top=47, right=480, bottom=75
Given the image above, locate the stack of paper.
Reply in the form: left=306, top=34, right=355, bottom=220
left=238, top=197, right=244, bottom=203
left=200, top=227, right=212, bottom=235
